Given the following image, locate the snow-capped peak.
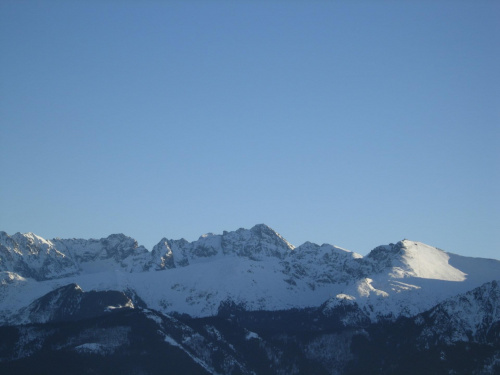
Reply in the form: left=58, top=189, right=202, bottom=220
left=366, top=240, right=467, bottom=281
left=396, top=240, right=466, bottom=281
left=14, top=232, right=54, bottom=248
left=152, top=224, right=295, bottom=267
left=250, top=224, right=295, bottom=251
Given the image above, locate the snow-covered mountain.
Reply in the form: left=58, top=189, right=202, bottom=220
left=1, top=224, right=499, bottom=374
left=344, top=280, right=500, bottom=374
left=1, top=280, right=499, bottom=375
left=1, top=224, right=499, bottom=324
left=417, top=279, right=500, bottom=345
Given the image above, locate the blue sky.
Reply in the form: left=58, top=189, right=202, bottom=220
left=1, top=1, right=499, bottom=258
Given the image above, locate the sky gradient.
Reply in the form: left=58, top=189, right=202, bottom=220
left=1, top=1, right=499, bottom=258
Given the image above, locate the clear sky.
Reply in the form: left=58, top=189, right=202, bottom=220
left=1, top=1, right=498, bottom=259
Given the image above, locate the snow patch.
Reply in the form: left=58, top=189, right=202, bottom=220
left=336, top=294, right=356, bottom=301
left=245, top=331, right=260, bottom=340
left=356, top=278, right=389, bottom=298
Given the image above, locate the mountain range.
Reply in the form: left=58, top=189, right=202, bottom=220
left=1, top=224, right=499, bottom=374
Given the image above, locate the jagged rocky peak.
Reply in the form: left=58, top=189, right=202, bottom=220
left=0, top=231, right=156, bottom=279
left=103, top=233, right=134, bottom=245
left=295, top=240, right=319, bottom=251
left=0, top=231, right=17, bottom=253
left=153, top=224, right=296, bottom=266
left=220, top=224, right=294, bottom=259
left=252, top=224, right=295, bottom=248
left=11, top=231, right=52, bottom=248
left=8, top=231, right=63, bottom=257
left=53, top=233, right=149, bottom=264
left=0, top=232, right=79, bottom=281
left=250, top=223, right=286, bottom=239
left=150, top=238, right=175, bottom=270
left=99, top=233, right=148, bottom=259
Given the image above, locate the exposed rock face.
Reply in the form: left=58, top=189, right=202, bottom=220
left=0, top=231, right=152, bottom=279
left=417, top=280, right=500, bottom=345
left=0, top=231, right=79, bottom=281
left=18, top=283, right=134, bottom=324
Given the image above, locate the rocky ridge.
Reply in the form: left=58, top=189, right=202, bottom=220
left=1, top=225, right=499, bottom=323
